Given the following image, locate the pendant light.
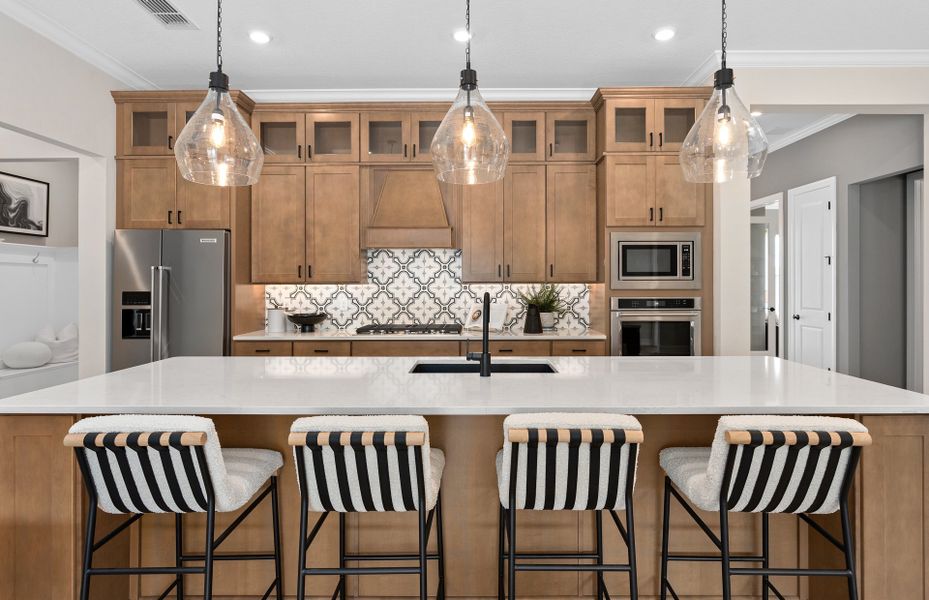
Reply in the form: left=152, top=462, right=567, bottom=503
left=431, top=0, right=509, bottom=185
left=680, top=0, right=768, bottom=184
left=175, top=0, right=263, bottom=187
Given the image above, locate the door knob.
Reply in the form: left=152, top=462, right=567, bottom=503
left=792, top=314, right=800, bottom=320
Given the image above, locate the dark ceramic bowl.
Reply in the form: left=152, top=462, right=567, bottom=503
left=286, top=312, right=328, bottom=332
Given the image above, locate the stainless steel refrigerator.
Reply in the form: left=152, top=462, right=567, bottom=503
left=112, top=229, right=230, bottom=371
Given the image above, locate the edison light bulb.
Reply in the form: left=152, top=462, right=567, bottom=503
left=209, top=109, right=226, bottom=147
left=461, top=106, right=476, bottom=146
left=716, top=106, right=733, bottom=148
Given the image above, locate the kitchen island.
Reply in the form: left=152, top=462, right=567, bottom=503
left=1, top=355, right=927, bottom=600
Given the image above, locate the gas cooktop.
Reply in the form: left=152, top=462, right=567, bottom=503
left=355, top=323, right=463, bottom=335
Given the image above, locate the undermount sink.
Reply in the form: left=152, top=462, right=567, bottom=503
left=410, top=361, right=557, bottom=374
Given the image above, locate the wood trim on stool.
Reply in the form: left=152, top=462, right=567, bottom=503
left=288, top=431, right=427, bottom=447
left=507, top=428, right=644, bottom=444
left=724, top=430, right=872, bottom=447
left=63, top=431, right=208, bottom=448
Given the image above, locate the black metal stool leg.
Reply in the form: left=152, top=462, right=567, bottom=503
left=295, top=497, right=310, bottom=600
left=659, top=478, right=671, bottom=600
left=507, top=504, right=517, bottom=600
left=840, top=498, right=859, bottom=600
left=271, top=477, right=284, bottom=600
left=625, top=503, right=639, bottom=599
left=719, top=506, right=732, bottom=600
left=595, top=511, right=604, bottom=600
left=436, top=493, right=447, bottom=600
left=80, top=501, right=97, bottom=600
left=418, top=503, right=428, bottom=600
left=203, top=501, right=216, bottom=600
left=339, top=513, right=347, bottom=600
left=498, top=505, right=505, bottom=600
left=762, top=512, right=770, bottom=600
left=175, top=513, right=185, bottom=600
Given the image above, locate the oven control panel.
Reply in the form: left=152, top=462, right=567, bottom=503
left=612, top=297, right=701, bottom=310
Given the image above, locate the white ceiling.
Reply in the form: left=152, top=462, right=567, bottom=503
left=4, top=0, right=929, bottom=91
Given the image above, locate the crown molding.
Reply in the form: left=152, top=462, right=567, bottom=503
left=244, top=88, right=598, bottom=104
left=0, top=0, right=156, bottom=89
left=682, top=49, right=929, bottom=85
left=769, top=114, right=854, bottom=153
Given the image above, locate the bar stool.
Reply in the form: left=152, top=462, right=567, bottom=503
left=658, top=415, right=871, bottom=600
left=496, top=413, right=643, bottom=600
left=66, top=415, right=284, bottom=600
left=289, top=415, right=446, bottom=600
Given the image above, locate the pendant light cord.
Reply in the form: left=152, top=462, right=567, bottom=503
left=720, top=0, right=727, bottom=69
left=465, top=0, right=471, bottom=70
left=216, top=0, right=223, bottom=73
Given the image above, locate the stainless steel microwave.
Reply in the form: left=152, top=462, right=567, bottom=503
left=610, top=231, right=701, bottom=290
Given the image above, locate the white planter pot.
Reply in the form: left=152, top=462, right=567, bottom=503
left=540, top=312, right=556, bottom=330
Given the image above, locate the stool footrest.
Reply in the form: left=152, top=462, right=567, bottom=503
left=516, top=564, right=632, bottom=572
left=730, top=567, right=853, bottom=577
left=305, top=566, right=422, bottom=576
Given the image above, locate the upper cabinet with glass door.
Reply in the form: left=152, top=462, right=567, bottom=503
left=545, top=110, right=596, bottom=161
left=252, top=112, right=360, bottom=163
left=502, top=112, right=546, bottom=162
left=601, top=97, right=703, bottom=153
left=360, top=110, right=449, bottom=163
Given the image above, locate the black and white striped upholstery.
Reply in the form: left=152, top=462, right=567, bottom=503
left=496, top=413, right=642, bottom=510
left=291, top=416, right=444, bottom=512
left=659, top=415, right=868, bottom=514
left=70, top=415, right=283, bottom=514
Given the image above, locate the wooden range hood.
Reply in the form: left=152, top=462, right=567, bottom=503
left=362, top=167, right=458, bottom=248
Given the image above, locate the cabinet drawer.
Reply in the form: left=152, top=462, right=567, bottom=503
left=293, top=341, right=352, bottom=357
left=469, top=340, right=551, bottom=356
left=551, top=340, right=606, bottom=356
left=233, top=341, right=293, bottom=356
left=351, top=341, right=460, bottom=357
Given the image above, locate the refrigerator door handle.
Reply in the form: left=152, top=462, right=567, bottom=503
left=157, top=267, right=171, bottom=360
left=150, top=266, right=157, bottom=362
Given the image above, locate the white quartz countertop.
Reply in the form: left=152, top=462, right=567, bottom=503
left=233, top=329, right=607, bottom=342
left=3, top=356, right=928, bottom=415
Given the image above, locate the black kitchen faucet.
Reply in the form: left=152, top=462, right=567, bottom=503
left=466, top=291, right=492, bottom=377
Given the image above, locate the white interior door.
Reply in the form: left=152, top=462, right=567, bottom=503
left=787, top=177, right=837, bottom=370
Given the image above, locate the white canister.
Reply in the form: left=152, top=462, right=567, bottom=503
left=267, top=308, right=288, bottom=333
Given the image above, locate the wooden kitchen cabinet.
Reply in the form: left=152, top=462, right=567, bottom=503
left=361, top=112, right=411, bottom=162
left=551, top=340, right=605, bottom=356
left=602, top=98, right=701, bottom=153
left=293, top=341, right=352, bottom=356
left=118, top=159, right=231, bottom=229
left=602, top=155, right=704, bottom=228
left=352, top=340, right=460, bottom=357
left=233, top=341, right=293, bottom=356
left=251, top=166, right=306, bottom=283
left=503, top=111, right=546, bottom=162
left=175, top=173, right=231, bottom=229
left=460, top=180, right=505, bottom=282
left=307, top=113, right=359, bottom=162
left=547, top=164, right=597, bottom=282
left=410, top=111, right=446, bottom=163
left=253, top=112, right=305, bottom=163
left=119, top=102, right=177, bottom=156
left=305, top=165, right=361, bottom=282
left=504, top=165, right=547, bottom=281
left=467, top=340, right=551, bottom=356
left=546, top=110, right=596, bottom=161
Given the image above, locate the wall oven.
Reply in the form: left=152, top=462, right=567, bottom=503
left=610, top=297, right=702, bottom=356
left=610, top=231, right=701, bottom=290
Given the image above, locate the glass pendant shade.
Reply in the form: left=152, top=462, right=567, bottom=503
left=175, top=88, right=264, bottom=186
left=431, top=86, right=510, bottom=185
left=679, top=84, right=768, bottom=184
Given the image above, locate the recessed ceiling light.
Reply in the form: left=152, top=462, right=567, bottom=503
left=653, top=27, right=676, bottom=42
left=453, top=29, right=471, bottom=42
left=751, top=111, right=763, bottom=117
left=249, top=30, right=271, bottom=45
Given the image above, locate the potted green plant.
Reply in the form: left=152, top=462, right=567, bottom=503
left=517, top=284, right=566, bottom=330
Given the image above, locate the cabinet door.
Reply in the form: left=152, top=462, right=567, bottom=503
left=503, top=111, right=546, bottom=162
left=232, top=341, right=293, bottom=356
left=546, top=110, right=596, bottom=161
left=175, top=169, right=231, bottom=229
left=551, top=340, right=606, bottom=356
left=410, top=111, right=448, bottom=163
left=546, top=164, right=597, bottom=282
left=655, top=155, right=706, bottom=227
left=655, top=99, right=701, bottom=152
left=306, top=113, right=359, bottom=162
left=306, top=166, right=361, bottom=283
left=120, top=102, right=177, bottom=156
left=468, top=340, right=551, bottom=356
left=351, top=341, right=460, bottom=357
left=252, top=112, right=306, bottom=163
left=460, top=180, right=504, bottom=282
left=118, top=158, right=176, bottom=229
left=361, top=112, right=410, bottom=162
left=293, top=341, right=352, bottom=356
left=251, top=166, right=306, bottom=283
left=604, top=155, right=655, bottom=226
left=603, top=99, right=655, bottom=152
left=504, top=165, right=546, bottom=282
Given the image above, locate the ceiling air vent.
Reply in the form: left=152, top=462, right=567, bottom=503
left=135, top=0, right=198, bottom=29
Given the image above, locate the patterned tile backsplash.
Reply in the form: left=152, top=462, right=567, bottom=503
left=265, top=249, right=590, bottom=332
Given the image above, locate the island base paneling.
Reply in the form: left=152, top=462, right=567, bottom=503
left=2, top=414, right=923, bottom=599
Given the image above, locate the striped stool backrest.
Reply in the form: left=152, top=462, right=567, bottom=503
left=499, top=413, right=643, bottom=511
left=290, top=415, right=434, bottom=513
left=711, top=416, right=870, bottom=515
left=66, top=415, right=227, bottom=514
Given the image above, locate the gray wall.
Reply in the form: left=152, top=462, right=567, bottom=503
left=0, top=159, right=79, bottom=247
left=858, top=175, right=907, bottom=387
left=752, top=114, right=924, bottom=374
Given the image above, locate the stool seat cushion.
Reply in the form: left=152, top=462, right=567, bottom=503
left=70, top=415, right=282, bottom=514
left=659, top=447, right=716, bottom=511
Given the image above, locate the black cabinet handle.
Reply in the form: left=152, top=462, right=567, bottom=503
left=498, top=348, right=514, bottom=353
left=168, top=135, right=174, bottom=150
left=649, top=132, right=654, bottom=147
left=497, top=264, right=502, bottom=277
left=177, top=210, right=183, bottom=225
left=549, top=264, right=554, bottom=277
left=571, top=348, right=588, bottom=353
left=649, top=207, right=654, bottom=222
left=255, top=348, right=271, bottom=354
left=314, top=349, right=329, bottom=354
left=298, top=265, right=302, bottom=278
left=549, top=143, right=553, bottom=157
left=403, top=144, right=408, bottom=158
left=167, top=210, right=173, bottom=225
left=412, top=144, right=417, bottom=158
left=297, top=145, right=302, bottom=159
left=308, top=144, right=312, bottom=159
left=659, top=207, right=664, bottom=222
left=308, top=265, right=313, bottom=278
left=659, top=132, right=663, bottom=147
left=507, top=264, right=511, bottom=278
